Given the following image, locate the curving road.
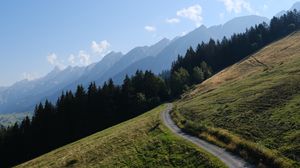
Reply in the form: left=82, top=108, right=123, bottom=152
left=161, top=103, right=253, bottom=168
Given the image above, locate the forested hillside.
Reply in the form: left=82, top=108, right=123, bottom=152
left=0, top=71, right=170, bottom=167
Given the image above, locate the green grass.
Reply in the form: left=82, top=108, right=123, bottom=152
left=16, top=104, right=227, bottom=168
left=173, top=32, right=300, bottom=167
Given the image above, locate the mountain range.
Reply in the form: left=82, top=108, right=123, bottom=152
left=1, top=11, right=290, bottom=114
left=112, top=15, right=269, bottom=83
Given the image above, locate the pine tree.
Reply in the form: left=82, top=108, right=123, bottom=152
left=170, top=67, right=190, bottom=97
left=192, top=66, right=205, bottom=84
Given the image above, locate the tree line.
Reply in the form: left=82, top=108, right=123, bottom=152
left=1, top=10, right=300, bottom=167
left=0, top=71, right=170, bottom=167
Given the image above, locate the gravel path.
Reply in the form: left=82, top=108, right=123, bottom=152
left=161, top=103, right=253, bottom=168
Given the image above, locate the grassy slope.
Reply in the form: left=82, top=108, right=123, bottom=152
left=16, top=104, right=226, bottom=168
left=174, top=32, right=300, bottom=166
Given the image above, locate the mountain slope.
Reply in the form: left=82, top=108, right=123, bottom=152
left=276, top=1, right=300, bottom=17
left=0, top=39, right=169, bottom=114
left=0, top=52, right=123, bottom=114
left=0, top=87, right=6, bottom=92
left=0, top=66, right=86, bottom=113
left=97, top=38, right=170, bottom=84
left=172, top=32, right=300, bottom=167
left=113, top=15, right=269, bottom=83
left=54, top=51, right=124, bottom=91
left=16, top=105, right=226, bottom=168
left=150, top=15, right=269, bottom=73
left=75, top=51, right=123, bottom=86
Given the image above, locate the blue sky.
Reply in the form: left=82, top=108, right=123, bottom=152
left=0, top=0, right=299, bottom=86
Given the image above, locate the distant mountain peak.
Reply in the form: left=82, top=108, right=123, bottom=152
left=48, top=66, right=62, bottom=75
left=105, top=51, right=123, bottom=56
left=44, top=66, right=65, bottom=80
left=224, top=15, right=269, bottom=25
left=199, top=25, right=207, bottom=29
left=161, top=37, right=170, bottom=41
left=152, top=38, right=170, bottom=47
left=157, top=38, right=170, bottom=44
left=189, top=25, right=208, bottom=35
left=99, top=51, right=122, bottom=62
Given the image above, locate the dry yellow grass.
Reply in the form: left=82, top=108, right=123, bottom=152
left=186, top=31, right=300, bottom=98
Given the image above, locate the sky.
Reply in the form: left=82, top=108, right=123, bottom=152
left=0, top=0, right=299, bottom=86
